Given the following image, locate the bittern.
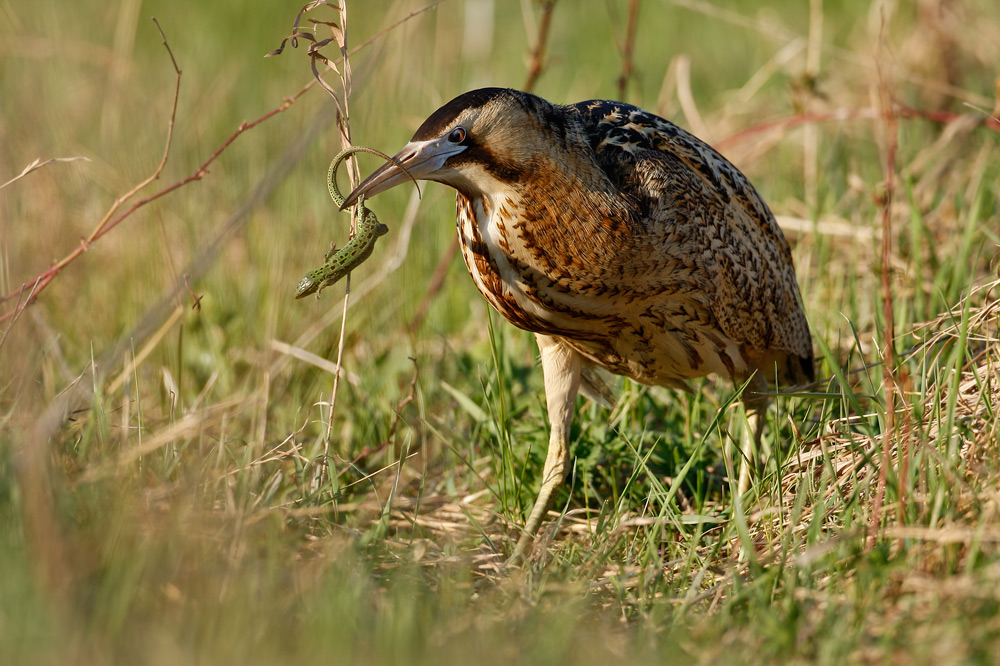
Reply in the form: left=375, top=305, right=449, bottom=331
left=343, top=88, right=813, bottom=560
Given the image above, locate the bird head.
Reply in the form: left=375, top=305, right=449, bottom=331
left=342, top=88, right=564, bottom=208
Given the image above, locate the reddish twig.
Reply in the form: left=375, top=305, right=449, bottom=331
left=0, top=280, right=40, bottom=354
left=408, top=247, right=458, bottom=334
left=616, top=0, right=640, bottom=100
left=0, top=21, right=319, bottom=325
left=183, top=274, right=204, bottom=311
left=523, top=0, right=558, bottom=93
left=868, top=11, right=899, bottom=550
left=5, top=0, right=452, bottom=324
left=715, top=105, right=1000, bottom=152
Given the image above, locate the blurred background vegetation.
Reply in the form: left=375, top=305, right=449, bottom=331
left=2, top=0, right=999, bottom=663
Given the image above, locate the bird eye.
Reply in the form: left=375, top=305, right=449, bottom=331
left=447, top=127, right=467, bottom=143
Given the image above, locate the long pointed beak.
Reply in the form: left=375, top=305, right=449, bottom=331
left=341, top=138, right=467, bottom=210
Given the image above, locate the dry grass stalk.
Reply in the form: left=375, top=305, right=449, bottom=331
left=0, top=156, right=90, bottom=192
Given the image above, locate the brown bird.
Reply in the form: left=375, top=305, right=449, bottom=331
left=343, top=88, right=813, bottom=561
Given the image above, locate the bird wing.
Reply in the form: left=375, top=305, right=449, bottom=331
left=567, top=100, right=813, bottom=369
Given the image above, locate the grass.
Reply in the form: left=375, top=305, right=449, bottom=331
left=2, top=0, right=1000, bottom=663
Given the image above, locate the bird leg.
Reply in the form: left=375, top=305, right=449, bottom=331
left=510, top=334, right=582, bottom=563
left=737, top=405, right=766, bottom=496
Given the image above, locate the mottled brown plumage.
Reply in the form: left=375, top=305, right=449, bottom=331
left=344, top=88, right=813, bottom=561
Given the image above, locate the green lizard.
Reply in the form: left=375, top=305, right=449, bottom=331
left=295, top=146, right=410, bottom=299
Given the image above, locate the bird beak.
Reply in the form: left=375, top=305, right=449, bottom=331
left=340, top=137, right=467, bottom=210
